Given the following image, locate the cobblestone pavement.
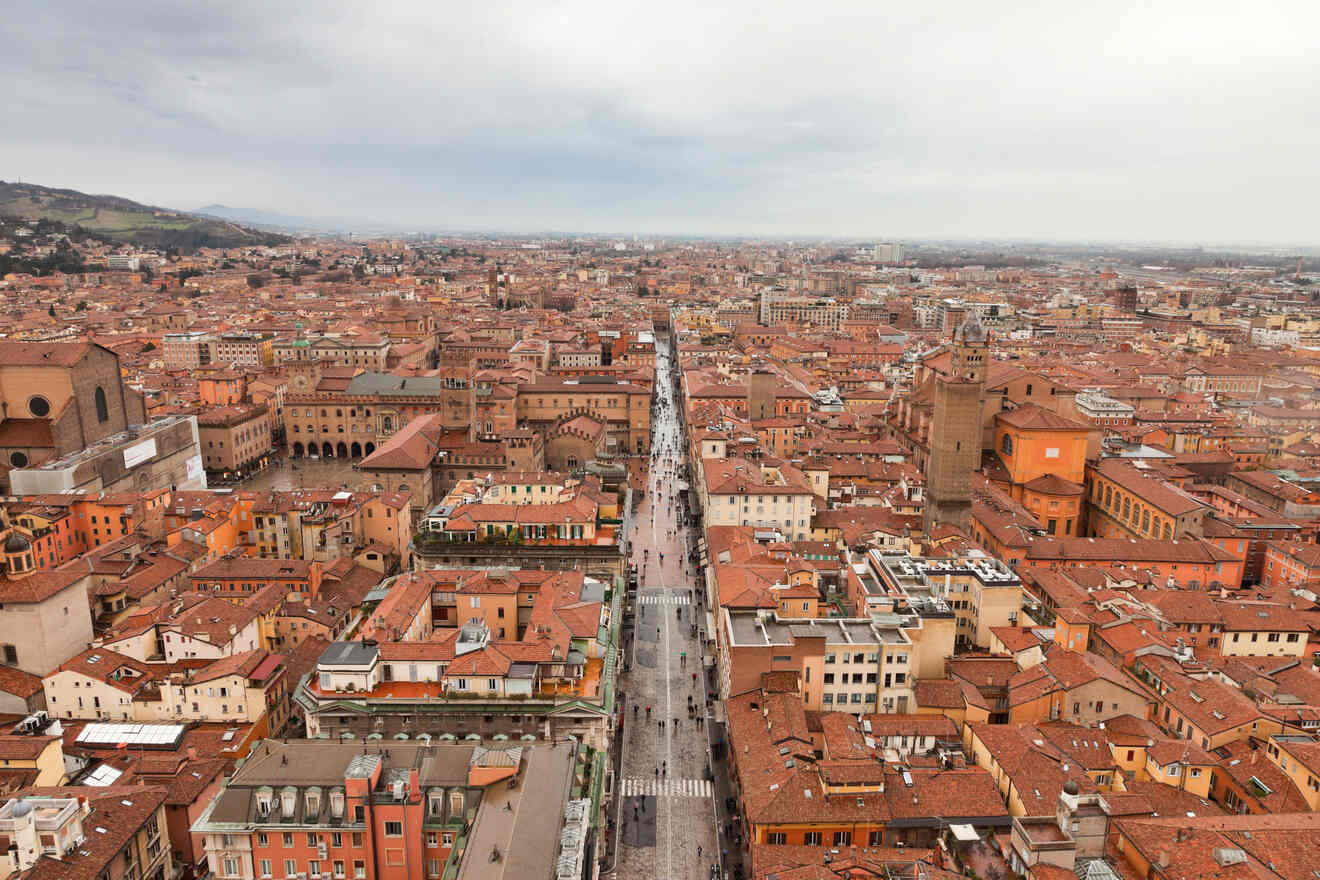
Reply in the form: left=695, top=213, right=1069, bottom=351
left=608, top=338, right=721, bottom=880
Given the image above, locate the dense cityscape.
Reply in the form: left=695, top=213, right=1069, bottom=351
left=3, top=0, right=1320, bottom=876
left=0, top=224, right=1318, bottom=880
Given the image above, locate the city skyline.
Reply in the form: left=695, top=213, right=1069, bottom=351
left=4, top=0, right=1319, bottom=243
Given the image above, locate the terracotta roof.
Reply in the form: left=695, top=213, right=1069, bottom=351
left=996, top=404, right=1091, bottom=432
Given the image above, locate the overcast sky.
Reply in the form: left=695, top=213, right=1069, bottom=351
left=3, top=0, right=1317, bottom=242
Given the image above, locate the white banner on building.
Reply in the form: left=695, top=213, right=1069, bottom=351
left=123, top=437, right=158, bottom=468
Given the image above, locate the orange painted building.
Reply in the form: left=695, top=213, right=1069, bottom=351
left=200, top=372, right=248, bottom=406
left=989, top=405, right=1092, bottom=537
left=1022, top=536, right=1244, bottom=589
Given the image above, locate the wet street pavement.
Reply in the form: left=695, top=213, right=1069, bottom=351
left=608, top=338, right=723, bottom=880
left=225, top=457, right=368, bottom=494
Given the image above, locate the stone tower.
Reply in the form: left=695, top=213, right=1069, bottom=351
left=923, top=313, right=987, bottom=535
left=748, top=369, right=777, bottom=420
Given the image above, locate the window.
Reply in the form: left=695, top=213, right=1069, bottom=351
left=803, top=831, right=821, bottom=845
left=869, top=831, right=883, bottom=846
left=284, top=860, right=297, bottom=878
left=353, top=862, right=366, bottom=880
left=1000, top=433, right=1013, bottom=455
left=1, top=645, right=17, bottom=666
left=309, top=861, right=321, bottom=878
left=259, top=860, right=272, bottom=878
left=27, top=395, right=50, bottom=418
left=258, top=833, right=269, bottom=847
left=94, top=387, right=109, bottom=423
left=833, top=831, right=852, bottom=846
left=767, top=832, right=787, bottom=845
left=384, top=822, right=403, bottom=837
left=224, top=858, right=240, bottom=878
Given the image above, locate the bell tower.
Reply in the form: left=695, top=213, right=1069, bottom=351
left=923, top=313, right=987, bottom=535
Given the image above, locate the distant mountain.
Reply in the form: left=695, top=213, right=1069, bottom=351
left=196, top=203, right=332, bottom=233
left=0, top=180, right=291, bottom=252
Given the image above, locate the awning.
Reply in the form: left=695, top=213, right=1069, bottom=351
left=949, top=824, right=980, bottom=843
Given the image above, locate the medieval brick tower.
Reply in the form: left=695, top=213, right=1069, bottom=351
left=922, top=313, right=987, bottom=535
left=748, top=369, right=777, bottom=421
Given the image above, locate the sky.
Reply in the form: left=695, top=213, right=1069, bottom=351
left=3, top=0, right=1318, bottom=242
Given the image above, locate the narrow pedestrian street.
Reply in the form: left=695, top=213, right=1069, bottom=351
left=608, top=337, right=723, bottom=880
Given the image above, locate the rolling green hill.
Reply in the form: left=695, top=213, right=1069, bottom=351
left=0, top=180, right=291, bottom=252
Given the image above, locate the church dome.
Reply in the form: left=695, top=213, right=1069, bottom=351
left=3, top=531, right=31, bottom=554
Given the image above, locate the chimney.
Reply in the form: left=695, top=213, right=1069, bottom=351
left=1157, top=849, right=1171, bottom=869
left=187, top=746, right=198, bottom=761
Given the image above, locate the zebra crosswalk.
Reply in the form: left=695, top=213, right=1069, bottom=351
left=639, top=593, right=691, bottom=605
left=620, top=777, right=713, bottom=798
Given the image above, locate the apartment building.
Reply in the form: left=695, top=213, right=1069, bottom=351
left=1261, top=539, right=1320, bottom=589
left=42, top=646, right=287, bottom=728
left=294, top=568, right=617, bottom=750
left=0, top=788, right=172, bottom=880
left=718, top=609, right=922, bottom=713
left=1131, top=655, right=1289, bottom=750
left=699, top=458, right=816, bottom=541
left=725, top=687, right=1008, bottom=879
left=163, top=332, right=216, bottom=371
left=1262, top=734, right=1320, bottom=811
left=194, top=740, right=583, bottom=880
left=216, top=333, right=275, bottom=367
left=860, top=551, right=1023, bottom=652
left=198, top=404, right=275, bottom=475
left=1073, top=389, right=1135, bottom=426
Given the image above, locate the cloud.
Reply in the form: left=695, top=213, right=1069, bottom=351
left=2, top=0, right=1317, bottom=241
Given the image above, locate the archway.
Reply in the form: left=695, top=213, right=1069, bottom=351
left=350, top=442, right=362, bottom=458
left=336, top=442, right=348, bottom=459
left=292, top=442, right=304, bottom=458
left=321, top=442, right=334, bottom=458
left=364, top=442, right=376, bottom=455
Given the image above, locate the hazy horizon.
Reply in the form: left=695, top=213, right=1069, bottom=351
left=4, top=1, right=1318, bottom=244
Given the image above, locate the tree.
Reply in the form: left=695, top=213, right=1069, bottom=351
left=48, top=305, right=56, bottom=317
left=246, top=274, right=265, bottom=289
left=75, top=301, right=87, bottom=312
left=142, top=342, right=156, bottom=352
left=352, top=263, right=366, bottom=280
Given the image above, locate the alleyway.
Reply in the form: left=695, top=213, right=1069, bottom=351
left=609, top=337, right=724, bottom=880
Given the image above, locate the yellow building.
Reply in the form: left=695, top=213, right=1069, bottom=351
left=1264, top=734, right=1320, bottom=810
left=0, top=734, right=66, bottom=786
